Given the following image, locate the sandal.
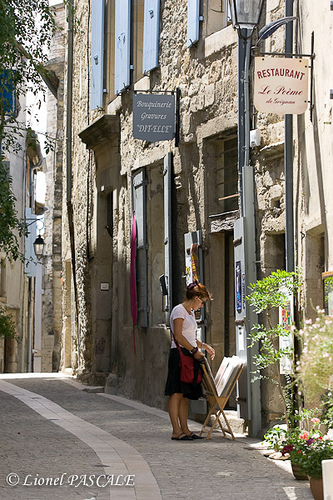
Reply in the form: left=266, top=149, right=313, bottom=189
left=189, top=432, right=203, bottom=440
left=171, top=432, right=193, bottom=441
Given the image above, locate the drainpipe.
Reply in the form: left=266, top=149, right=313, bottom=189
left=66, top=1, right=79, bottom=329
left=285, top=0, right=294, bottom=272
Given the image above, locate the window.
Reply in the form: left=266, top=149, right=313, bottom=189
left=104, top=0, right=159, bottom=100
left=206, top=135, right=238, bottom=216
left=132, top=0, right=144, bottom=83
left=203, top=0, right=230, bottom=37
left=132, top=163, right=167, bottom=328
left=187, top=0, right=231, bottom=48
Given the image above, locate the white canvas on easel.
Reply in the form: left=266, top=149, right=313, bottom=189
left=200, top=356, right=245, bottom=439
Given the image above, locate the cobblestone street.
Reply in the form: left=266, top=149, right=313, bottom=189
left=0, top=374, right=314, bottom=500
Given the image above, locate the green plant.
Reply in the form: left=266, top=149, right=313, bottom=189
left=0, top=0, right=56, bottom=261
left=263, top=408, right=320, bottom=451
left=297, top=308, right=333, bottom=400
left=321, top=391, right=333, bottom=430
left=0, top=306, right=17, bottom=339
left=263, top=425, right=287, bottom=451
left=0, top=157, right=28, bottom=261
left=247, top=269, right=301, bottom=428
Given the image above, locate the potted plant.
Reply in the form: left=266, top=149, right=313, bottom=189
left=295, top=308, right=333, bottom=498
left=280, top=414, right=324, bottom=481
left=263, top=410, right=322, bottom=480
left=291, top=432, right=333, bottom=500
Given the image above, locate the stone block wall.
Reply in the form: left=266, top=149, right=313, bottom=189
left=53, top=0, right=333, bottom=431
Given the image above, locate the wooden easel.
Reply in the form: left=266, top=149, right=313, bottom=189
left=199, top=358, right=245, bottom=440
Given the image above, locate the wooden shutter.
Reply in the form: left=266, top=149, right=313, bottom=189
left=163, top=153, right=172, bottom=324
left=132, top=169, right=148, bottom=328
left=91, top=0, right=105, bottom=109
left=142, top=0, right=160, bottom=73
left=187, top=0, right=200, bottom=48
left=115, top=0, right=131, bottom=94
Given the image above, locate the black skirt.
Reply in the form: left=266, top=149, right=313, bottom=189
left=164, top=348, right=203, bottom=400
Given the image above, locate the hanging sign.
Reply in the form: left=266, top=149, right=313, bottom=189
left=133, top=93, right=175, bottom=142
left=254, top=57, right=309, bottom=115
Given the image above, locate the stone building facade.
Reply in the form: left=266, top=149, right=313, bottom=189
left=0, top=103, right=44, bottom=373
left=53, top=0, right=333, bottom=435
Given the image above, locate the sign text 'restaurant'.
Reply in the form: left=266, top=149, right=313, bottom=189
left=254, top=57, right=309, bottom=115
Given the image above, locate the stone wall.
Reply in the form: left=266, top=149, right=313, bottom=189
left=42, top=3, right=66, bottom=372
left=56, top=0, right=333, bottom=431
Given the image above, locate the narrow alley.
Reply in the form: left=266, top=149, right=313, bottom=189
left=0, top=374, right=313, bottom=500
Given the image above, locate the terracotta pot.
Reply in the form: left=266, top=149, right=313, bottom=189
left=309, top=476, right=324, bottom=500
left=291, top=462, right=308, bottom=481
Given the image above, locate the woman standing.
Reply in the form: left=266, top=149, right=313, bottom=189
left=165, top=281, right=215, bottom=440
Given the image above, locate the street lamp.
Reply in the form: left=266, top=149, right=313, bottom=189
left=229, top=0, right=263, bottom=437
left=33, top=235, right=45, bottom=259
left=229, top=0, right=264, bottom=33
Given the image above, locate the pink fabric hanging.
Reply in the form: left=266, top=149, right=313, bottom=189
left=130, top=212, right=138, bottom=354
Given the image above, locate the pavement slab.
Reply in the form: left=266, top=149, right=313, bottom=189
left=0, top=374, right=314, bottom=500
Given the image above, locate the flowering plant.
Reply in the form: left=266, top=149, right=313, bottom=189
left=297, top=308, right=333, bottom=399
left=281, top=418, right=333, bottom=479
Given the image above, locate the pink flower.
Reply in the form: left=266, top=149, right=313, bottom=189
left=300, top=431, right=310, bottom=440
left=311, top=418, right=320, bottom=424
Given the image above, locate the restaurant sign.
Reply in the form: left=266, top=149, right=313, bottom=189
left=254, top=57, right=309, bottom=115
left=133, top=93, right=175, bottom=142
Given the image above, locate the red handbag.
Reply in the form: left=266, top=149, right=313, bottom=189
left=173, top=336, right=202, bottom=384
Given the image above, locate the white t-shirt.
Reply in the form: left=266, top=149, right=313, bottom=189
left=170, top=303, right=197, bottom=349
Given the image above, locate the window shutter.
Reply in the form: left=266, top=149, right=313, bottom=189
left=163, top=153, right=172, bottom=324
left=0, top=70, right=17, bottom=116
left=24, top=208, right=37, bottom=278
left=132, top=169, right=148, bottom=328
left=142, top=0, right=160, bottom=73
left=115, top=0, right=131, bottom=94
left=187, top=0, right=200, bottom=48
left=90, top=0, right=105, bottom=110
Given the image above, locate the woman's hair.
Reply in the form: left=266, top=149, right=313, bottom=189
left=185, top=280, right=212, bottom=301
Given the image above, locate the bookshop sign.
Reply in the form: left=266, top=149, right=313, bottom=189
left=254, top=57, right=309, bottom=115
left=133, top=93, right=175, bottom=142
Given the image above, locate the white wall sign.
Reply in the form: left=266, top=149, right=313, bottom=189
left=254, top=57, right=309, bottom=115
